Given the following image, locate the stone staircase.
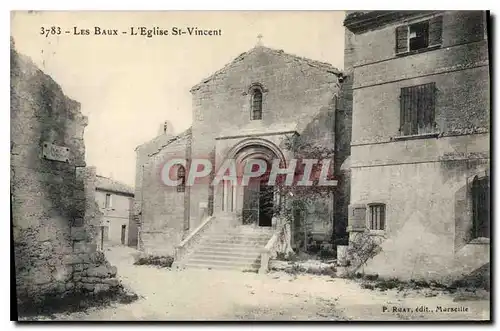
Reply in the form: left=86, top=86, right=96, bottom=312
left=180, top=226, right=274, bottom=272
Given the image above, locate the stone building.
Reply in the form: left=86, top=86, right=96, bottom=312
left=95, top=175, right=135, bottom=247
left=134, top=45, right=348, bottom=267
left=343, top=11, right=490, bottom=281
left=11, top=40, right=123, bottom=314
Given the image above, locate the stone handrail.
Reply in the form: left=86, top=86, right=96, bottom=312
left=174, top=215, right=215, bottom=262
left=259, top=222, right=288, bottom=274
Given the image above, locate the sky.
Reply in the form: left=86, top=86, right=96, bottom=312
left=11, top=11, right=346, bottom=187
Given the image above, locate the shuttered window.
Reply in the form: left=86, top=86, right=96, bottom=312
left=368, top=204, right=385, bottom=231
left=400, top=83, right=436, bottom=136
left=105, top=193, right=112, bottom=208
left=395, top=15, right=443, bottom=55
left=472, top=175, right=490, bottom=239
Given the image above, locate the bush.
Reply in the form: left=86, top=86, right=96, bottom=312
left=133, top=254, right=174, bottom=268
left=276, top=251, right=297, bottom=262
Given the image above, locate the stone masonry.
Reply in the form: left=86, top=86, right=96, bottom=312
left=11, top=39, right=125, bottom=314
left=134, top=45, right=347, bottom=256
left=343, top=11, right=490, bottom=282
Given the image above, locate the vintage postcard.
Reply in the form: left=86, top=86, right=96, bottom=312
left=10, top=10, right=491, bottom=321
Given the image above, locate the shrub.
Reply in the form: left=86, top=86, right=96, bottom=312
left=276, top=251, right=297, bottom=262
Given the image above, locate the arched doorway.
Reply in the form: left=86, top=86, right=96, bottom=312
left=221, top=138, right=286, bottom=227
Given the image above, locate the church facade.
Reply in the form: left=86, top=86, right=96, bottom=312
left=133, top=45, right=348, bottom=256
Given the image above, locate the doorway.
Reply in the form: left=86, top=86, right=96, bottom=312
left=258, top=183, right=274, bottom=227
left=121, top=225, right=126, bottom=245
left=242, top=177, right=274, bottom=227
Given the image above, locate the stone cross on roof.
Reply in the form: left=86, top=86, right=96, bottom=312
left=256, top=34, right=263, bottom=46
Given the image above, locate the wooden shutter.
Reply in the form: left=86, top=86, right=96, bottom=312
left=401, top=83, right=436, bottom=135
left=400, top=86, right=417, bottom=135
left=416, top=83, right=436, bottom=134
left=396, top=25, right=409, bottom=54
left=429, top=16, right=443, bottom=46
left=473, top=176, right=490, bottom=238
left=348, top=204, right=366, bottom=231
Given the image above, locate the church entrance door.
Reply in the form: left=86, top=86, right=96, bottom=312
left=258, top=182, right=274, bottom=227
left=242, top=175, right=274, bottom=227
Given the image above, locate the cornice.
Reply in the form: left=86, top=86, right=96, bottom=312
left=344, top=11, right=442, bottom=34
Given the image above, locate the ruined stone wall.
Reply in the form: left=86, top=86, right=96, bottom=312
left=11, top=42, right=122, bottom=313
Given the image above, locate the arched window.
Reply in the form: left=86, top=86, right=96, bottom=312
left=177, top=165, right=186, bottom=193
left=251, top=88, right=263, bottom=120
left=471, top=175, right=489, bottom=238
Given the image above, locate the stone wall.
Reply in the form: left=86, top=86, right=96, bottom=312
left=11, top=41, right=123, bottom=314
left=134, top=130, right=190, bottom=255
left=345, top=11, right=490, bottom=281
left=189, top=46, right=341, bottom=230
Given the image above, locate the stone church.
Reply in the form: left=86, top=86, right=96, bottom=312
left=133, top=45, right=350, bottom=269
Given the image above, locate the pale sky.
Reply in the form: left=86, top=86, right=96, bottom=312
left=11, top=11, right=346, bottom=187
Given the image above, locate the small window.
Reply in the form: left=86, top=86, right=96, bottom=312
left=251, top=88, right=263, bottom=120
left=368, top=204, right=385, bottom=231
left=471, top=175, right=490, bottom=239
left=177, top=165, right=186, bottom=193
left=396, top=16, right=443, bottom=54
left=105, top=193, right=112, bottom=208
left=409, top=21, right=429, bottom=51
left=400, top=83, right=436, bottom=136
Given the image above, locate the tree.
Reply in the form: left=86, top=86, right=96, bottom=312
left=270, top=133, right=336, bottom=252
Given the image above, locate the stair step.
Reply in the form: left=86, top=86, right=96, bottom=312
left=188, top=253, right=260, bottom=262
left=207, top=235, right=271, bottom=241
left=209, top=232, right=272, bottom=237
left=204, top=239, right=269, bottom=245
left=184, top=259, right=261, bottom=268
left=176, top=222, right=276, bottom=272
left=198, top=240, right=267, bottom=248
left=182, top=263, right=259, bottom=272
left=192, top=250, right=261, bottom=258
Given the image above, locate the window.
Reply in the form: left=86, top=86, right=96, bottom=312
left=400, top=83, right=436, bottom=136
left=471, top=175, right=490, bottom=239
left=409, top=21, right=429, bottom=51
left=396, top=16, right=443, bottom=54
left=177, top=165, right=186, bottom=193
left=105, top=193, right=112, bottom=208
left=251, top=88, right=263, bottom=120
left=368, top=204, right=385, bottom=231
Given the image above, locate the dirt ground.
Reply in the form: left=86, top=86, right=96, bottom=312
left=32, top=246, right=490, bottom=321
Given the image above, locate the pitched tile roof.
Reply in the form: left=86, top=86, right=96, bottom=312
left=96, top=175, right=134, bottom=196
left=143, top=126, right=192, bottom=157
left=190, top=45, right=342, bottom=92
